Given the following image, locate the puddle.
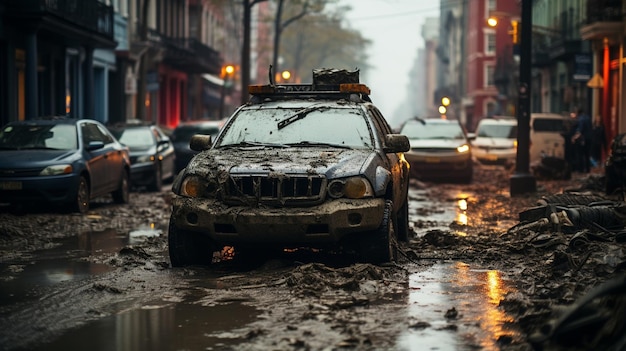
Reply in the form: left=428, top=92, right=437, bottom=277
left=409, top=188, right=517, bottom=236
left=30, top=300, right=260, bottom=351
left=0, top=226, right=162, bottom=307
left=397, top=262, right=520, bottom=350
left=410, top=188, right=474, bottom=236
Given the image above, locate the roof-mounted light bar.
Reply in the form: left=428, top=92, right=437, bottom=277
left=248, top=83, right=371, bottom=96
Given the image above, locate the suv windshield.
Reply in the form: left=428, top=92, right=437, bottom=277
left=401, top=121, right=465, bottom=140
left=477, top=124, right=517, bottom=138
left=217, top=107, right=374, bottom=149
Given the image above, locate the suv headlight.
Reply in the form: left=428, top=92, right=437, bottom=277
left=327, top=177, right=373, bottom=199
left=180, top=175, right=219, bottom=198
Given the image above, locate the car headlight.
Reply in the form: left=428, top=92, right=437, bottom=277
left=327, top=177, right=373, bottom=199
left=40, top=164, right=73, bottom=176
left=457, top=144, right=470, bottom=153
left=137, top=155, right=155, bottom=163
left=180, top=175, right=218, bottom=198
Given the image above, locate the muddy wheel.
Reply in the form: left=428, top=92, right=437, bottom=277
left=112, top=170, right=130, bottom=204
left=72, top=176, right=90, bottom=214
left=395, top=197, right=410, bottom=242
left=168, top=217, right=216, bottom=267
left=359, top=200, right=396, bottom=264
left=149, top=165, right=162, bottom=192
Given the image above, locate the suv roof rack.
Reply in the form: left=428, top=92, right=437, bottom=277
left=248, top=67, right=371, bottom=103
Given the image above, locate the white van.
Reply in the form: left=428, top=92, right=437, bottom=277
left=529, top=113, right=571, bottom=163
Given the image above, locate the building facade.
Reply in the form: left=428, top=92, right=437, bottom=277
left=581, top=0, right=625, bottom=148
left=464, top=0, right=519, bottom=131
left=0, top=0, right=117, bottom=127
left=0, top=0, right=229, bottom=129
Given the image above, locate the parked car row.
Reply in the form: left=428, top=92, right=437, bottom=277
left=0, top=117, right=226, bottom=214
left=397, top=113, right=577, bottom=184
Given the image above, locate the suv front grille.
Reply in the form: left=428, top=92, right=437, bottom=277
left=224, top=175, right=326, bottom=207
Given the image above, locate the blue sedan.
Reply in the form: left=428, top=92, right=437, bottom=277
left=0, top=117, right=131, bottom=213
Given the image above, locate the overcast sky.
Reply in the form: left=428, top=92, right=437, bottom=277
left=337, top=0, right=440, bottom=122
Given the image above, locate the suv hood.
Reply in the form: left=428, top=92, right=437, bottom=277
left=187, top=147, right=375, bottom=179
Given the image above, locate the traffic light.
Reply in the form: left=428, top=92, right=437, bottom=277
left=509, top=20, right=519, bottom=44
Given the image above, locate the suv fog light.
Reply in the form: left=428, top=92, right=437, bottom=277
left=348, top=213, right=362, bottom=225
left=186, top=212, right=199, bottom=225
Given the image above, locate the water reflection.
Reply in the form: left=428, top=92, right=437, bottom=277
left=398, top=263, right=518, bottom=350
left=31, top=301, right=259, bottom=351
left=0, top=226, right=161, bottom=307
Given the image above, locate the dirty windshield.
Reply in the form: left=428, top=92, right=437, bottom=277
left=217, top=107, right=373, bottom=149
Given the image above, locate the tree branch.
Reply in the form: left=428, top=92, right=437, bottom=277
left=282, top=2, right=309, bottom=29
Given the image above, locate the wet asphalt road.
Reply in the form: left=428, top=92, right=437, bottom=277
left=0, top=170, right=537, bottom=351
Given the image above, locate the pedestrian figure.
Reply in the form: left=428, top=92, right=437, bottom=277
left=571, top=108, right=592, bottom=173
left=562, top=112, right=578, bottom=171
left=590, top=115, right=607, bottom=167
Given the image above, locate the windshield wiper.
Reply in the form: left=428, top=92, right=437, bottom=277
left=285, top=141, right=351, bottom=149
left=277, top=105, right=329, bottom=130
left=219, top=141, right=289, bottom=149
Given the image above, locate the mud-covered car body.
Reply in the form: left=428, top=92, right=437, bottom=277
left=605, top=133, right=626, bottom=195
left=168, top=69, right=410, bottom=266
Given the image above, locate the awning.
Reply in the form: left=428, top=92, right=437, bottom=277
left=587, top=73, right=603, bottom=89
left=202, top=74, right=225, bottom=87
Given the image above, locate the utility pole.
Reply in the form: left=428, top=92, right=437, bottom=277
left=509, top=0, right=536, bottom=196
left=241, top=0, right=251, bottom=105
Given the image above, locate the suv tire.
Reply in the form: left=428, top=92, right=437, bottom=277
left=359, top=200, right=397, bottom=264
left=168, top=218, right=218, bottom=267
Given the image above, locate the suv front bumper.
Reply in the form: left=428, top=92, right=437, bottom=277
left=170, top=196, right=386, bottom=245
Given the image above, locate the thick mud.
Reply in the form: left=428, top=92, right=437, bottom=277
left=0, top=166, right=624, bottom=351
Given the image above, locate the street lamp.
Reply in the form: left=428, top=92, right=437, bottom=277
left=281, top=70, right=291, bottom=82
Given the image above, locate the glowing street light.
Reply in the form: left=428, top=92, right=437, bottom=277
left=281, top=70, right=291, bottom=81
left=441, top=96, right=451, bottom=107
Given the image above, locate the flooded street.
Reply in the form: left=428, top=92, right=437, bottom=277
left=1, top=167, right=624, bottom=351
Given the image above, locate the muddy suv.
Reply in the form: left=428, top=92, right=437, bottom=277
left=168, top=69, right=411, bottom=266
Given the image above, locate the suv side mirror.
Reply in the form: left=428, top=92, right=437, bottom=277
left=384, top=134, right=410, bottom=153
left=189, top=134, right=213, bottom=151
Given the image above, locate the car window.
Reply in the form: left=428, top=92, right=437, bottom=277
left=82, top=122, right=112, bottom=145
left=477, top=124, right=517, bottom=138
left=532, top=118, right=565, bottom=132
left=368, top=107, right=390, bottom=141
left=401, top=121, right=465, bottom=140
left=0, top=123, right=77, bottom=150
left=112, top=127, right=155, bottom=147
left=217, top=107, right=373, bottom=148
